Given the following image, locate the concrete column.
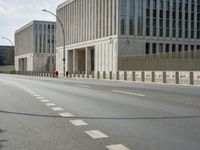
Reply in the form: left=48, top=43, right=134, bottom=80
left=73, top=50, right=78, bottom=73
left=85, top=47, right=91, bottom=73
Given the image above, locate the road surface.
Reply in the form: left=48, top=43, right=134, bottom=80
left=0, top=74, right=200, bottom=150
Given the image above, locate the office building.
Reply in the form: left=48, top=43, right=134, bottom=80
left=56, top=0, right=200, bottom=74
left=15, top=20, right=56, bottom=72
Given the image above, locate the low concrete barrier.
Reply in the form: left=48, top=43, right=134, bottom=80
left=66, top=71, right=200, bottom=86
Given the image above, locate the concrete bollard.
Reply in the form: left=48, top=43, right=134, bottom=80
left=103, top=71, right=106, bottom=79
left=163, top=72, right=167, bottom=83
left=124, top=71, right=127, bottom=81
left=78, top=71, right=80, bottom=77
left=152, top=71, right=155, bottom=82
left=82, top=72, right=85, bottom=78
left=87, top=72, right=90, bottom=78
left=116, top=72, right=119, bottom=80
left=92, top=71, right=95, bottom=78
left=141, top=71, right=145, bottom=82
left=190, top=72, right=194, bottom=85
left=97, top=71, right=100, bottom=79
left=175, top=72, right=179, bottom=84
left=132, top=71, right=136, bottom=81
left=109, top=71, right=112, bottom=80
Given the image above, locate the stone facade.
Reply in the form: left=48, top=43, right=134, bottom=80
left=15, top=20, right=56, bottom=72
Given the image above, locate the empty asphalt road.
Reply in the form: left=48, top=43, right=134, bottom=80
left=0, top=74, right=200, bottom=150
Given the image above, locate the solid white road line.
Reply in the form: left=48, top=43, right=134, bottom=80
left=85, top=130, right=109, bottom=139
left=37, top=97, right=44, bottom=99
left=59, top=113, right=74, bottom=117
left=41, top=100, right=50, bottom=102
left=52, top=107, right=64, bottom=111
left=112, top=90, right=146, bottom=97
left=70, top=120, right=88, bottom=126
left=46, top=103, right=56, bottom=106
left=74, top=84, right=91, bottom=88
left=106, top=144, right=130, bottom=150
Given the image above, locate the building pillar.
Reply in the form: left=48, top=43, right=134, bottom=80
left=85, top=47, right=91, bottom=73
left=73, top=50, right=78, bottom=73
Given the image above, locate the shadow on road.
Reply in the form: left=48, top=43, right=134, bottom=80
left=0, top=129, right=7, bottom=150
left=0, top=110, right=200, bottom=120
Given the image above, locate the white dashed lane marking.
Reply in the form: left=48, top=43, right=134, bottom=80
left=70, top=120, right=88, bottom=126
left=85, top=130, right=109, bottom=139
left=46, top=103, right=56, bottom=106
left=59, top=112, right=74, bottom=117
left=106, top=144, right=130, bottom=150
left=37, top=97, right=44, bottom=99
left=112, top=90, right=146, bottom=97
left=41, top=100, right=50, bottom=102
left=74, top=84, right=91, bottom=88
left=184, top=101, right=194, bottom=105
left=52, top=107, right=64, bottom=111
left=33, top=95, right=40, bottom=97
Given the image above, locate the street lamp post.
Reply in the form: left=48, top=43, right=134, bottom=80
left=1, top=37, right=14, bottom=46
left=42, top=9, right=66, bottom=76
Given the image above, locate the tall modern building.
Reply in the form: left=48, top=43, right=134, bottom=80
left=15, top=21, right=56, bottom=72
left=0, top=46, right=14, bottom=65
left=56, top=0, right=200, bottom=74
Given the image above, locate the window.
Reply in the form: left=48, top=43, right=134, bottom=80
left=138, top=0, right=143, bottom=36
left=178, top=45, right=182, bottom=52
left=197, top=45, right=200, bottom=50
left=146, top=43, right=150, bottom=54
left=152, top=43, right=157, bottom=54
left=184, top=45, right=188, bottom=51
left=172, top=44, right=176, bottom=52
left=166, top=44, right=169, bottom=53
left=159, top=44, right=163, bottom=53
left=191, top=45, right=194, bottom=51
left=146, top=0, right=150, bottom=8
left=129, top=0, right=135, bottom=35
left=120, top=0, right=127, bottom=35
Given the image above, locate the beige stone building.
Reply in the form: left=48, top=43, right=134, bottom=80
left=56, top=0, right=200, bottom=74
left=15, top=20, right=56, bottom=72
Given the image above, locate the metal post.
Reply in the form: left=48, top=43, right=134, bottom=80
left=152, top=71, right=155, bottom=82
left=42, top=9, right=66, bottom=76
left=175, top=72, right=179, bottom=84
left=190, top=72, right=194, bottom=85
left=132, top=71, right=136, bottom=81
left=124, top=71, right=127, bottom=81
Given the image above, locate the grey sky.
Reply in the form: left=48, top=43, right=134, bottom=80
left=0, top=0, right=65, bottom=45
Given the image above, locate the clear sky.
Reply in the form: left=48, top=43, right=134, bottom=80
left=0, top=0, right=65, bottom=46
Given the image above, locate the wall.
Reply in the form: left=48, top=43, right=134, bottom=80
left=15, top=24, right=34, bottom=56
left=15, top=53, right=33, bottom=71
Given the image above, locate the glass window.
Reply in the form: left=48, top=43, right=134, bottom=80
left=172, top=44, right=176, bottom=52
left=166, top=44, right=169, bottom=53
left=138, top=0, right=143, bottom=36
left=120, top=0, right=127, bottom=35
left=159, top=44, right=163, bottom=53
left=152, top=43, right=157, bottom=54
left=146, top=43, right=150, bottom=54
left=129, top=0, right=135, bottom=35
left=178, top=44, right=182, bottom=52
